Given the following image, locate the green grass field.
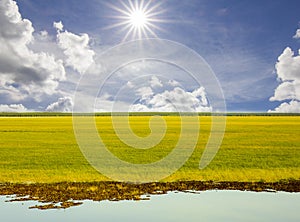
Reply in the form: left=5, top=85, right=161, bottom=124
left=0, top=115, right=299, bottom=183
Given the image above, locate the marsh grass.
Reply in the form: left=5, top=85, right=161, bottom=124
left=0, top=115, right=299, bottom=183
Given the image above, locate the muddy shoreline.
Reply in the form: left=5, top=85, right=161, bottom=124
left=1, top=180, right=299, bottom=210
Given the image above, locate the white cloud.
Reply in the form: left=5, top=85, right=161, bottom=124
left=293, top=29, right=300, bottom=39
left=150, top=76, right=163, bottom=88
left=46, top=97, right=73, bottom=112
left=0, top=0, right=66, bottom=102
left=130, top=86, right=211, bottom=112
left=0, top=104, right=27, bottom=112
left=268, top=100, right=300, bottom=113
left=192, top=87, right=209, bottom=106
left=275, top=47, right=300, bottom=82
left=270, top=81, right=300, bottom=101
left=35, top=30, right=49, bottom=41
left=92, top=74, right=212, bottom=113
left=269, top=47, right=300, bottom=113
left=53, top=21, right=64, bottom=32
left=55, top=21, right=95, bottom=74
left=129, top=104, right=151, bottom=112
left=136, top=87, right=153, bottom=101
left=167, top=79, right=180, bottom=87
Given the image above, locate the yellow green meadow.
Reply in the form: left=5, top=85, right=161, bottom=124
left=0, top=115, right=299, bottom=183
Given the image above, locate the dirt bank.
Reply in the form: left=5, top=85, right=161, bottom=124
left=1, top=180, right=299, bottom=210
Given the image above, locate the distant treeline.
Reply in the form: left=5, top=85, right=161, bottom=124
left=0, top=112, right=299, bottom=117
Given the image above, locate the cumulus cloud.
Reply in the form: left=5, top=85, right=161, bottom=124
left=130, top=86, right=211, bottom=112
left=275, top=47, right=300, bottom=82
left=54, top=21, right=95, bottom=74
left=270, top=81, right=300, bottom=101
left=293, top=29, right=300, bottom=39
left=46, top=97, right=73, bottom=112
left=268, top=100, right=300, bottom=113
left=136, top=87, right=153, bottom=101
left=167, top=79, right=180, bottom=87
left=0, top=104, right=27, bottom=112
left=34, top=30, right=50, bottom=41
left=269, top=47, right=300, bottom=113
left=150, top=76, right=163, bottom=88
left=0, top=0, right=66, bottom=102
left=95, top=75, right=212, bottom=112
left=53, top=21, right=64, bottom=32
left=192, top=87, right=209, bottom=106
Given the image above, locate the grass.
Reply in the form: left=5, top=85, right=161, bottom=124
left=0, top=115, right=299, bottom=183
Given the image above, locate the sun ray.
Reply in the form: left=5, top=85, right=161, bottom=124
left=145, top=2, right=164, bottom=15
left=143, top=0, right=152, bottom=11
left=103, top=20, right=130, bottom=30
left=144, top=25, right=158, bottom=38
left=120, top=0, right=133, bottom=14
left=106, top=2, right=131, bottom=17
left=122, top=26, right=135, bottom=42
left=106, top=0, right=166, bottom=41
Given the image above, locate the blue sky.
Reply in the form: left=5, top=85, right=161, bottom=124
left=0, top=0, right=300, bottom=112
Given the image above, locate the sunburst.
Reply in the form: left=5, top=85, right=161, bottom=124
left=106, top=0, right=165, bottom=41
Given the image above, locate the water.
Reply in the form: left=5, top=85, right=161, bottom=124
left=1, top=190, right=299, bottom=222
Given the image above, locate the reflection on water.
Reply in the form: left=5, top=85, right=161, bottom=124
left=1, top=191, right=299, bottom=222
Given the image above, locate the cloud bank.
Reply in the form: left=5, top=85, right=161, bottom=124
left=130, top=87, right=212, bottom=112
left=54, top=21, right=95, bottom=74
left=269, top=47, right=300, bottom=113
left=293, top=29, right=300, bottom=39
left=130, top=87, right=211, bottom=112
left=0, top=104, right=27, bottom=112
left=46, top=97, right=73, bottom=112
left=0, top=0, right=96, bottom=111
left=0, top=0, right=65, bottom=102
left=130, top=80, right=211, bottom=112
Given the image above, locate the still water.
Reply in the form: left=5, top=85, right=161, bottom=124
left=1, top=190, right=299, bottom=222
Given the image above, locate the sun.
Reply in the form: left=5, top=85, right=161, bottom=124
left=106, top=0, right=165, bottom=41
left=129, top=9, right=148, bottom=28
